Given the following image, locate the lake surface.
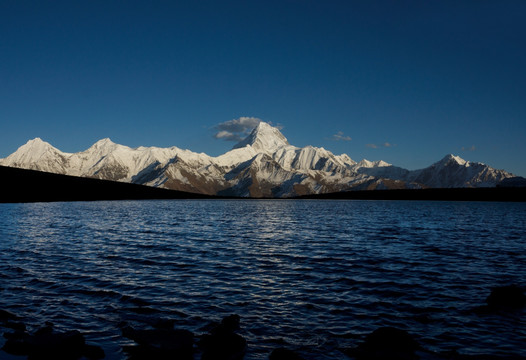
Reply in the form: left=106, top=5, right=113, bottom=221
left=0, top=200, right=525, bottom=359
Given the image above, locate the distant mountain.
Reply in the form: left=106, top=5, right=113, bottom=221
left=0, top=122, right=516, bottom=197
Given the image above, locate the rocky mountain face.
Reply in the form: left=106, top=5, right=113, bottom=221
left=0, top=122, right=516, bottom=197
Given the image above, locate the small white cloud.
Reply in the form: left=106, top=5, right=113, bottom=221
left=366, top=142, right=395, bottom=149
left=213, top=130, right=239, bottom=141
left=461, top=145, right=476, bottom=151
left=213, top=117, right=262, bottom=141
left=332, top=131, right=352, bottom=142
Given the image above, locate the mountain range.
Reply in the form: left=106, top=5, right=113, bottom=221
left=0, top=122, right=517, bottom=197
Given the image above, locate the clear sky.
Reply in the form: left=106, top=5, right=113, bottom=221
left=1, top=1, right=525, bottom=176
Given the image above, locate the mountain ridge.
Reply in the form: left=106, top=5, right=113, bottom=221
left=0, top=123, right=517, bottom=197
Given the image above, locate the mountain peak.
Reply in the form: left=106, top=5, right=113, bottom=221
left=22, top=138, right=55, bottom=152
left=0, top=137, right=62, bottom=165
left=28, top=137, right=44, bottom=143
left=88, top=138, right=118, bottom=152
left=439, top=154, right=467, bottom=166
left=26, top=137, right=50, bottom=146
left=94, top=138, right=115, bottom=146
left=357, top=159, right=391, bottom=168
left=233, top=122, right=290, bottom=152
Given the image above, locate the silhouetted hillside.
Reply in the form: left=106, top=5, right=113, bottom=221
left=0, top=165, right=213, bottom=203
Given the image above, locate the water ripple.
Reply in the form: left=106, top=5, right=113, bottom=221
left=0, top=200, right=525, bottom=359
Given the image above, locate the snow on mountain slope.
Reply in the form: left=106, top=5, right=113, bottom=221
left=273, top=145, right=353, bottom=174
left=408, top=154, right=513, bottom=188
left=233, top=122, right=289, bottom=153
left=1, top=138, right=72, bottom=174
left=0, top=137, right=216, bottom=186
left=0, top=123, right=516, bottom=197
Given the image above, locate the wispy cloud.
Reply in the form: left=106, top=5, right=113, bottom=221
left=213, top=117, right=262, bottom=141
left=366, top=142, right=395, bottom=149
left=461, top=145, right=476, bottom=151
left=332, top=131, right=351, bottom=142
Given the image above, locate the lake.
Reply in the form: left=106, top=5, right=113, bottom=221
left=0, top=200, right=525, bottom=359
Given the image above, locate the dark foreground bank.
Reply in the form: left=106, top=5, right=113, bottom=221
left=1, top=285, right=525, bottom=360
left=0, top=165, right=213, bottom=203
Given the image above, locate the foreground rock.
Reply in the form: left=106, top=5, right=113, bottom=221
left=0, top=309, right=19, bottom=323
left=198, top=314, right=247, bottom=360
left=269, top=347, right=305, bottom=360
left=345, top=327, right=420, bottom=360
left=122, top=326, right=194, bottom=360
left=2, top=323, right=104, bottom=359
left=0, top=309, right=26, bottom=332
left=486, top=285, right=526, bottom=310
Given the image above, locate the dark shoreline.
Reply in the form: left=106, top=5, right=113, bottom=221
left=295, top=187, right=526, bottom=202
left=1, top=165, right=525, bottom=203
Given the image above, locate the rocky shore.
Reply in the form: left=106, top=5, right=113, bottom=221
left=1, top=285, right=525, bottom=360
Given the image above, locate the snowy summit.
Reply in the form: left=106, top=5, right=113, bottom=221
left=233, top=122, right=290, bottom=153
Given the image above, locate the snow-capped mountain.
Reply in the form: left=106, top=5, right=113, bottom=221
left=407, top=154, right=514, bottom=188
left=0, top=122, right=516, bottom=197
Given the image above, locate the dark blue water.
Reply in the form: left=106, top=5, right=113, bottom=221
left=0, top=200, right=525, bottom=359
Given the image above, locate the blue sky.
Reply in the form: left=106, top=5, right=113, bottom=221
left=1, top=1, right=525, bottom=176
